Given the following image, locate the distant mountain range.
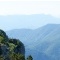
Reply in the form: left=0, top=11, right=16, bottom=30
left=0, top=14, right=60, bottom=30
left=6, top=24, right=60, bottom=60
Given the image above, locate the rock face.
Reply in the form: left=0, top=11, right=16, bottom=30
left=0, top=30, right=25, bottom=59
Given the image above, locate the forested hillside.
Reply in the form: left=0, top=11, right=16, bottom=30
left=0, top=30, right=32, bottom=60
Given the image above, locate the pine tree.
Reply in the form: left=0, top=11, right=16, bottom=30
left=27, top=55, right=33, bottom=60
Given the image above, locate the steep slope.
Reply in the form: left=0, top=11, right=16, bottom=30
left=0, top=30, right=25, bottom=60
left=6, top=24, right=60, bottom=60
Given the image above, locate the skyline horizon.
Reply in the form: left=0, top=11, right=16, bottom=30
left=0, top=13, right=59, bottom=18
left=0, top=1, right=60, bottom=18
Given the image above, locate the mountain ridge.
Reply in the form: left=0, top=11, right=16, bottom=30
left=6, top=24, right=60, bottom=60
left=0, top=14, right=60, bottom=31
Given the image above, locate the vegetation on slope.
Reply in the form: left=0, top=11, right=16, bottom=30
left=0, top=29, right=33, bottom=60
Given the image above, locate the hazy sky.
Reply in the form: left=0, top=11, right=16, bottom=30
left=0, top=1, right=60, bottom=17
left=0, top=0, right=60, bottom=31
